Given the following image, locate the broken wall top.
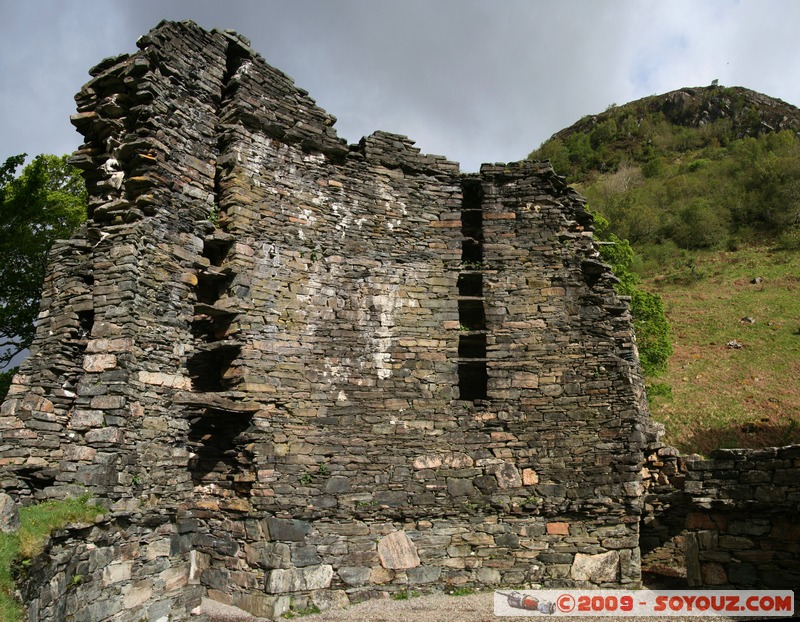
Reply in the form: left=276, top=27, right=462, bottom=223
left=2, top=20, right=652, bottom=524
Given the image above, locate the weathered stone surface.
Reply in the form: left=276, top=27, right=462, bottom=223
left=570, top=551, right=619, bottom=582
left=493, top=463, right=522, bottom=489
left=266, top=518, right=311, bottom=542
left=245, top=542, right=290, bottom=569
left=82, top=354, right=117, bottom=372
left=102, top=560, right=132, bottom=585
left=266, top=564, right=334, bottom=593
left=232, top=593, right=290, bottom=618
left=310, top=589, right=350, bottom=612
left=407, top=565, right=442, bottom=584
left=337, top=566, right=371, bottom=586
left=0, top=493, right=19, bottom=533
left=377, top=531, right=420, bottom=570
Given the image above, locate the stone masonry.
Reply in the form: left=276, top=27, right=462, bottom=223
left=5, top=19, right=783, bottom=621
left=641, top=444, right=800, bottom=590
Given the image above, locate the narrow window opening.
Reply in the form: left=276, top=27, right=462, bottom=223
left=458, top=361, right=488, bottom=401
left=461, top=208, right=483, bottom=266
left=191, top=312, right=236, bottom=342
left=458, top=299, right=486, bottom=331
left=202, top=238, right=234, bottom=267
left=77, top=309, right=95, bottom=341
left=186, top=343, right=241, bottom=392
left=462, top=179, right=483, bottom=211
left=459, top=333, right=486, bottom=359
left=187, top=409, right=254, bottom=495
left=458, top=178, right=488, bottom=401
left=458, top=273, right=483, bottom=298
left=196, top=268, right=234, bottom=305
left=461, top=238, right=482, bottom=265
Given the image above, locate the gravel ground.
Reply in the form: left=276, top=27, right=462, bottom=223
left=197, top=592, right=784, bottom=622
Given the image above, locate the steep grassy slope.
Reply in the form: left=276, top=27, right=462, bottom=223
left=530, top=84, right=800, bottom=454
left=645, top=246, right=800, bottom=454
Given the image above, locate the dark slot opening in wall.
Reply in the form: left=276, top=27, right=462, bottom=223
left=459, top=333, right=486, bottom=358
left=196, top=269, right=234, bottom=305
left=203, top=238, right=234, bottom=267
left=461, top=239, right=482, bottom=264
left=462, top=179, right=483, bottom=210
left=186, top=343, right=241, bottom=392
left=458, top=273, right=483, bottom=298
left=188, top=410, right=254, bottom=495
left=461, top=209, right=483, bottom=238
left=458, top=361, right=487, bottom=401
left=458, top=299, right=486, bottom=330
left=77, top=309, right=95, bottom=340
left=191, top=313, right=236, bottom=342
left=17, top=467, right=57, bottom=493
left=461, top=208, right=483, bottom=266
left=457, top=178, right=488, bottom=401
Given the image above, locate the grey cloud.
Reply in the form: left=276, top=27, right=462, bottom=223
left=2, top=0, right=799, bottom=173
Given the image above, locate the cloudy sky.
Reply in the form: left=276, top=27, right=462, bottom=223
left=1, top=0, right=799, bottom=173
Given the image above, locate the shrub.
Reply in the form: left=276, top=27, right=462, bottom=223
left=594, top=213, right=673, bottom=376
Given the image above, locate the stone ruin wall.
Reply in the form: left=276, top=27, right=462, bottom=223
left=641, top=444, right=800, bottom=590
left=0, top=19, right=796, bottom=622
left=0, top=20, right=652, bottom=620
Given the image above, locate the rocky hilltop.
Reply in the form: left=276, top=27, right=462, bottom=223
left=550, top=85, right=800, bottom=144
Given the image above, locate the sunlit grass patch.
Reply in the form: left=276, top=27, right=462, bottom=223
left=0, top=495, right=103, bottom=622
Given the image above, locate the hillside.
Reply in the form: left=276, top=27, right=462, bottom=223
left=549, top=85, right=800, bottom=155
left=530, top=84, right=800, bottom=454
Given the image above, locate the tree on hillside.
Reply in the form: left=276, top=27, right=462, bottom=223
left=0, top=154, right=87, bottom=400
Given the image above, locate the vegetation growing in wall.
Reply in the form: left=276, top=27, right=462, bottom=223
left=0, top=154, right=86, bottom=401
left=0, top=496, right=103, bottom=622
left=593, top=213, right=672, bottom=377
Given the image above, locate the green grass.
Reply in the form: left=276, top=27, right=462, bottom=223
left=0, top=495, right=103, bottom=622
left=447, top=586, right=476, bottom=596
left=281, top=604, right=321, bottom=618
left=392, top=589, right=422, bottom=601
left=644, top=245, right=800, bottom=454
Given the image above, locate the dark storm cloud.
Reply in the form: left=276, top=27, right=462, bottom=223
left=2, top=0, right=800, bottom=172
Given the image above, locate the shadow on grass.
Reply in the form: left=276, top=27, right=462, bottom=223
left=682, top=418, right=800, bottom=455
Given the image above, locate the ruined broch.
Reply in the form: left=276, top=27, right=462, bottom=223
left=0, top=20, right=797, bottom=621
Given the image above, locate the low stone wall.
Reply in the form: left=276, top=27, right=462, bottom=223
left=189, top=511, right=641, bottom=617
left=18, top=513, right=204, bottom=622
left=642, top=444, right=800, bottom=589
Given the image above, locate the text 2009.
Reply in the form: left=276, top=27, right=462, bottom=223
left=577, top=595, right=634, bottom=612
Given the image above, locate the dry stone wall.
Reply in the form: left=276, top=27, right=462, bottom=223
left=641, top=443, right=800, bottom=590
left=0, top=20, right=657, bottom=620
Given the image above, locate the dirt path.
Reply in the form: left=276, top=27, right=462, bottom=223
left=198, top=592, right=779, bottom=622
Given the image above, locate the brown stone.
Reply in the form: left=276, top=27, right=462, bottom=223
left=546, top=522, right=570, bottom=536
left=522, top=468, right=539, bottom=485
left=377, top=531, right=420, bottom=570
left=700, top=562, right=727, bottom=585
